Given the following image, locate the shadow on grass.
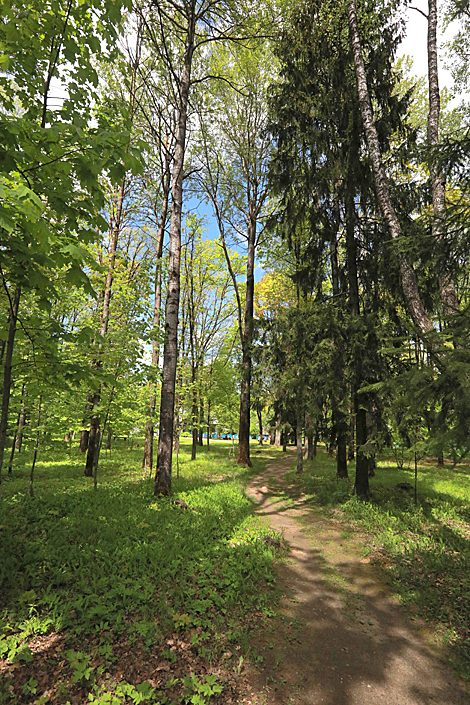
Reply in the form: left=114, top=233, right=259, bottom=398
left=0, top=440, right=281, bottom=702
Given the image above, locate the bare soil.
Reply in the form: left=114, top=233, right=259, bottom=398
left=244, top=451, right=470, bottom=705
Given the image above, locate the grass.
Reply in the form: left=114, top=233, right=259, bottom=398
left=285, top=447, right=470, bottom=679
left=0, top=438, right=280, bottom=704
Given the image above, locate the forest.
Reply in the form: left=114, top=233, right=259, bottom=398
left=1, top=0, right=470, bottom=703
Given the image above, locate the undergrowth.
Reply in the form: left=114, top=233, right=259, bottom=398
left=287, top=448, right=470, bottom=680
left=0, top=439, right=280, bottom=704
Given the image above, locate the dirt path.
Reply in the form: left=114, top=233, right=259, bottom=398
left=245, top=451, right=470, bottom=705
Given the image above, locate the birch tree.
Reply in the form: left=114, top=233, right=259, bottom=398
left=137, top=0, right=250, bottom=494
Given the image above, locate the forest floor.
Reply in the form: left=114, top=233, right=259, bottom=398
left=245, top=450, right=470, bottom=705
left=2, top=440, right=470, bottom=704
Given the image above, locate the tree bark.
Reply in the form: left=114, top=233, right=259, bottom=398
left=296, top=392, right=303, bottom=474
left=198, top=395, right=204, bottom=446
left=7, top=413, right=19, bottom=475
left=237, top=212, right=256, bottom=467
left=427, top=0, right=460, bottom=315
left=347, top=0, right=434, bottom=336
left=336, top=426, right=348, bottom=478
left=306, top=413, right=314, bottom=460
left=257, top=408, right=263, bottom=445
left=15, top=385, right=26, bottom=453
left=155, top=30, right=194, bottom=495
left=142, top=164, right=170, bottom=470
left=348, top=399, right=355, bottom=461
left=207, top=399, right=211, bottom=447
left=30, top=394, right=42, bottom=498
left=0, top=283, right=21, bottom=483
left=79, top=429, right=89, bottom=453
left=274, top=415, right=281, bottom=447
left=354, top=403, right=369, bottom=499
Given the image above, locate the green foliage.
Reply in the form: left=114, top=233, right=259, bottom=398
left=0, top=439, right=279, bottom=701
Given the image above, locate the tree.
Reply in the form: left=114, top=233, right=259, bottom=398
left=0, top=0, right=137, bottom=482
left=193, top=41, right=274, bottom=466
left=136, top=0, right=248, bottom=496
left=179, top=218, right=243, bottom=460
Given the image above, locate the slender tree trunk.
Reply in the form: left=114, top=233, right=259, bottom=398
left=106, top=425, right=112, bottom=451
left=85, top=391, right=100, bottom=477
left=313, top=419, right=319, bottom=457
left=207, top=399, right=211, bottom=448
left=354, top=403, right=369, bottom=499
left=198, top=396, right=204, bottom=446
left=337, top=427, right=348, bottom=478
left=257, top=409, right=263, bottom=445
left=427, top=0, right=460, bottom=315
left=348, top=399, right=355, bottom=461
left=29, top=394, right=42, bottom=498
left=15, top=385, right=26, bottom=453
left=237, top=213, right=256, bottom=467
left=0, top=283, right=21, bottom=483
left=282, top=431, right=287, bottom=452
left=274, top=415, right=281, bottom=447
left=348, top=0, right=434, bottom=336
left=191, top=406, right=198, bottom=461
left=84, top=177, right=125, bottom=476
left=142, top=167, right=170, bottom=470
left=296, top=391, right=303, bottom=474
left=79, top=429, right=89, bottom=453
left=155, top=37, right=194, bottom=495
left=93, top=429, right=102, bottom=492
left=306, top=413, right=314, bottom=461
left=7, top=413, right=19, bottom=475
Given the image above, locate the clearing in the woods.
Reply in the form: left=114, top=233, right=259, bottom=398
left=1, top=440, right=470, bottom=704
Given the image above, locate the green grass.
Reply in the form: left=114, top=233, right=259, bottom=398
left=286, top=448, right=470, bottom=679
left=0, top=438, right=280, bottom=704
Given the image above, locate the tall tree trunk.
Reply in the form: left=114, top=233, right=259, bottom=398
left=15, top=385, right=26, bottom=453
left=191, top=390, right=198, bottom=461
left=85, top=391, right=100, bottom=477
left=306, top=413, right=314, bottom=461
left=335, top=412, right=349, bottom=477
left=348, top=397, right=355, bottom=461
left=237, top=212, right=256, bottom=467
left=296, top=390, right=303, bottom=474
left=106, top=425, right=112, bottom=451
left=142, top=165, right=170, bottom=470
left=79, top=429, right=89, bottom=453
left=84, top=176, right=125, bottom=477
left=29, top=394, right=42, bottom=498
left=85, top=34, right=142, bottom=476
left=207, top=399, right=211, bottom=448
left=347, top=0, right=434, bottom=336
left=155, top=35, right=194, bottom=496
left=7, top=413, right=19, bottom=475
left=0, top=283, right=21, bottom=483
left=427, top=0, right=460, bottom=315
left=354, top=403, right=369, bottom=499
left=198, top=396, right=204, bottom=446
left=257, top=409, right=263, bottom=445
left=274, top=414, right=281, bottom=447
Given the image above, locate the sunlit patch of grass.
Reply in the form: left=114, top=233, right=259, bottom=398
left=0, top=437, right=279, bottom=702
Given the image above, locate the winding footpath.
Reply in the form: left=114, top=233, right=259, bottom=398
left=245, top=451, right=470, bottom=705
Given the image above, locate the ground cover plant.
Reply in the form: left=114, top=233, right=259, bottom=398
left=284, top=447, right=470, bottom=680
left=0, top=439, right=280, bottom=704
